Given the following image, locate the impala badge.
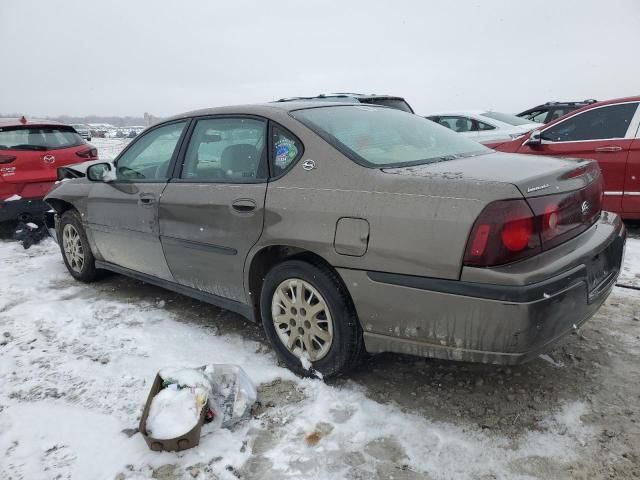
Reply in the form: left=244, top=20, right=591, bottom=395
left=302, top=159, right=316, bottom=171
left=581, top=200, right=591, bottom=216
left=527, top=183, right=550, bottom=193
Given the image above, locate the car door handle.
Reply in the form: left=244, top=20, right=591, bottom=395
left=139, top=193, right=156, bottom=206
left=231, top=198, right=257, bottom=213
left=594, top=146, right=623, bottom=152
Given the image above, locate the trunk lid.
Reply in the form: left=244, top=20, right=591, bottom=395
left=382, top=151, right=598, bottom=198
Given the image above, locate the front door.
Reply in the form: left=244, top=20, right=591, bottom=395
left=86, top=120, right=189, bottom=280
left=517, top=102, right=639, bottom=214
left=159, top=116, right=269, bottom=302
left=623, top=137, right=640, bottom=213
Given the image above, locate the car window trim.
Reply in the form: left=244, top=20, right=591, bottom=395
left=539, top=101, right=640, bottom=144
left=267, top=121, right=305, bottom=180
left=170, top=114, right=270, bottom=185
left=111, top=118, right=192, bottom=184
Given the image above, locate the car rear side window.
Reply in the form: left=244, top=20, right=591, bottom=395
left=0, top=126, right=83, bottom=151
left=271, top=125, right=303, bottom=176
left=542, top=103, right=639, bottom=142
left=180, top=117, right=267, bottom=182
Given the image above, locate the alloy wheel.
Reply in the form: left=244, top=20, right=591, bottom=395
left=271, top=278, right=334, bottom=361
left=62, top=224, right=85, bottom=273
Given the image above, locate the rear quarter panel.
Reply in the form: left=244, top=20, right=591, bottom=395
left=250, top=111, right=522, bottom=281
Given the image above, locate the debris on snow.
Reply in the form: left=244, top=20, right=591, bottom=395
left=203, top=364, right=257, bottom=428
left=13, top=221, right=48, bottom=249
left=146, top=386, right=206, bottom=440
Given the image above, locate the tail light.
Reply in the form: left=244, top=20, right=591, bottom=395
left=464, top=199, right=541, bottom=267
left=0, top=154, right=16, bottom=164
left=528, top=173, right=602, bottom=250
left=76, top=147, right=98, bottom=159
left=464, top=175, right=603, bottom=267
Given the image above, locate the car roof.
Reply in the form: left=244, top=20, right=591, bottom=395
left=538, top=99, right=597, bottom=107
left=162, top=101, right=380, bottom=123
left=275, top=93, right=407, bottom=102
left=0, top=117, right=67, bottom=128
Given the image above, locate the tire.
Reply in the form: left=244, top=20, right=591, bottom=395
left=58, top=209, right=98, bottom=282
left=260, top=260, right=363, bottom=378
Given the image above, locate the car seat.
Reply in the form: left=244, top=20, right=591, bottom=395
left=221, top=144, right=260, bottom=179
left=455, top=119, right=468, bottom=132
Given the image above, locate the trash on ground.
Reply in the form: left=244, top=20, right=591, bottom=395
left=139, top=364, right=256, bottom=452
left=146, top=386, right=207, bottom=440
left=13, top=221, right=48, bottom=249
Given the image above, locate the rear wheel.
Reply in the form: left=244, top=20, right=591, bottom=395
left=260, top=260, right=363, bottom=377
left=58, top=210, right=98, bottom=282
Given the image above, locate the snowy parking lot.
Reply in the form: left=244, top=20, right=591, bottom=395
left=0, top=140, right=639, bottom=479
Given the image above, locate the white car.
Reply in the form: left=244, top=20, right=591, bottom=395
left=425, top=111, right=540, bottom=144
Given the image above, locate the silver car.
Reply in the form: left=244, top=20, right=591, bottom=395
left=70, top=123, right=92, bottom=141
left=45, top=103, right=626, bottom=377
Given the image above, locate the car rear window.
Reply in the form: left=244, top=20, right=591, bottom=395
left=360, top=98, right=414, bottom=113
left=0, top=126, right=84, bottom=151
left=291, top=105, right=490, bottom=168
left=480, top=111, right=533, bottom=126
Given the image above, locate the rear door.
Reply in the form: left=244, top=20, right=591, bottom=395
left=158, top=116, right=269, bottom=302
left=517, top=102, right=639, bottom=214
left=86, top=120, right=189, bottom=280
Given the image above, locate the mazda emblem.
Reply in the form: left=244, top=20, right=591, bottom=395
left=43, top=155, right=56, bottom=164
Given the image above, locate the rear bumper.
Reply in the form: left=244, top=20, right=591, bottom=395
left=0, top=198, right=49, bottom=222
left=338, top=212, right=626, bottom=365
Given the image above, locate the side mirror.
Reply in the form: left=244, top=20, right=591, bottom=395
left=525, top=130, right=542, bottom=147
left=87, top=162, right=113, bottom=182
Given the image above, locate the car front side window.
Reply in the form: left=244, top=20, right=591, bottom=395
left=180, top=117, right=267, bottom=182
left=541, top=103, right=638, bottom=142
left=116, top=121, right=187, bottom=181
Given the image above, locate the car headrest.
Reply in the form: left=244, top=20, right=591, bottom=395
left=221, top=144, right=259, bottom=176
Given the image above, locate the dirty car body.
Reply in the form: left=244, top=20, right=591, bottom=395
left=45, top=103, right=626, bottom=375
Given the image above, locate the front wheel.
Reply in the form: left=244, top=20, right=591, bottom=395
left=58, top=210, right=98, bottom=282
left=260, top=260, right=363, bottom=377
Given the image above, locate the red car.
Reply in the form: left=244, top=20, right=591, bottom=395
left=488, top=96, right=640, bottom=219
left=0, top=117, right=98, bottom=222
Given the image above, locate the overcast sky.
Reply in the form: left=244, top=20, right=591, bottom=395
left=1, top=0, right=639, bottom=117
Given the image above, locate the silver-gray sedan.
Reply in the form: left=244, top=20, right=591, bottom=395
left=45, top=102, right=626, bottom=377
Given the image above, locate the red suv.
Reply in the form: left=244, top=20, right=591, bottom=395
left=488, top=96, right=640, bottom=219
left=0, top=117, right=98, bottom=222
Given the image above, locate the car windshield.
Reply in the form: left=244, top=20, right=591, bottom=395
left=0, top=126, right=84, bottom=150
left=481, top=111, right=534, bottom=126
left=291, top=105, right=490, bottom=168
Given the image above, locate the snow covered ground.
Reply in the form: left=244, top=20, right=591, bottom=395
left=1, top=140, right=639, bottom=479
left=1, top=237, right=639, bottom=479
